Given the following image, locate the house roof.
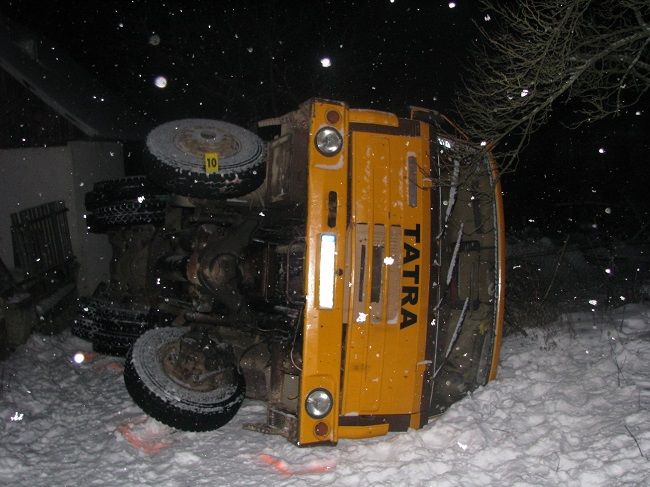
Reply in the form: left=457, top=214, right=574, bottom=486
left=0, top=15, right=150, bottom=141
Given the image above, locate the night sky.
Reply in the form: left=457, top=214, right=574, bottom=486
left=1, top=0, right=648, bottom=238
left=1, top=0, right=478, bottom=123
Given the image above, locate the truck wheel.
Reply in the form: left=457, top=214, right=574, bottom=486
left=92, top=333, right=133, bottom=357
left=124, top=327, right=245, bottom=432
left=86, top=203, right=167, bottom=233
left=144, top=119, right=266, bottom=199
left=85, top=176, right=169, bottom=233
left=85, top=176, right=165, bottom=211
left=72, top=297, right=169, bottom=357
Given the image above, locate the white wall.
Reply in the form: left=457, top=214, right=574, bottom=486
left=68, top=141, right=124, bottom=294
left=0, top=141, right=124, bottom=295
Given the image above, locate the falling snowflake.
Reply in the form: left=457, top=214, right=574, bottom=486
left=521, top=89, right=529, bottom=97
left=484, top=14, right=491, bottom=21
left=149, top=33, right=161, bottom=46
left=10, top=412, right=24, bottom=422
left=154, top=76, right=167, bottom=88
left=598, top=147, right=606, bottom=154
left=448, top=2, right=456, bottom=8
left=137, top=196, right=145, bottom=203
left=383, top=256, right=395, bottom=265
left=588, top=299, right=598, bottom=306
left=356, top=312, right=368, bottom=323
left=320, top=57, right=332, bottom=68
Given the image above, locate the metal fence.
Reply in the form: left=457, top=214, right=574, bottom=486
left=10, top=200, right=75, bottom=286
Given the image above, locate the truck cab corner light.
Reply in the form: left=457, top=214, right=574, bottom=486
left=305, top=388, right=333, bottom=419
left=315, top=127, right=343, bottom=156
left=314, top=421, right=329, bottom=437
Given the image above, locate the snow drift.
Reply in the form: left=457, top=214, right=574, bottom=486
left=1, top=305, right=650, bottom=486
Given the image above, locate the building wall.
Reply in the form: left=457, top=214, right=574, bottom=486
left=68, top=141, right=124, bottom=294
left=0, top=145, right=72, bottom=268
left=0, top=142, right=124, bottom=295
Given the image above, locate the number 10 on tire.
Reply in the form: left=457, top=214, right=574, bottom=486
left=204, top=152, right=219, bottom=174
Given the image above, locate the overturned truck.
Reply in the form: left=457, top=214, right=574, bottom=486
left=73, top=98, right=505, bottom=446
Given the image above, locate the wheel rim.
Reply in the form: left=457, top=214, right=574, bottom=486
left=124, top=326, right=246, bottom=432
left=159, top=337, right=237, bottom=393
left=173, top=125, right=242, bottom=158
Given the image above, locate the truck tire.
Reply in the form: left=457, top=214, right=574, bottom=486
left=92, top=332, right=134, bottom=356
left=72, top=297, right=172, bottom=357
left=85, top=176, right=169, bottom=233
left=124, top=327, right=245, bottom=432
left=85, top=176, right=165, bottom=211
left=144, top=119, right=265, bottom=199
left=86, top=204, right=167, bottom=233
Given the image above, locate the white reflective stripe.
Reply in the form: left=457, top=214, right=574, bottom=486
left=319, top=234, right=337, bottom=309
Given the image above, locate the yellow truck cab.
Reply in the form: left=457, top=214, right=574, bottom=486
left=74, top=98, right=505, bottom=446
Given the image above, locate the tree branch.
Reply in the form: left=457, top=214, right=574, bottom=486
left=456, top=0, right=650, bottom=173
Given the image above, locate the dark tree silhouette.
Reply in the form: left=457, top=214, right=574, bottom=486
left=457, top=0, right=650, bottom=172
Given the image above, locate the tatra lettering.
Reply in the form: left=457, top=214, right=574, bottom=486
left=403, top=243, right=420, bottom=265
left=403, top=265, right=420, bottom=284
left=401, top=285, right=418, bottom=305
left=400, top=308, right=418, bottom=329
left=404, top=224, right=421, bottom=243
left=401, top=224, right=422, bottom=329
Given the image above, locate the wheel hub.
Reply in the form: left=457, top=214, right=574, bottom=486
left=160, top=331, right=236, bottom=392
left=174, top=126, right=241, bottom=158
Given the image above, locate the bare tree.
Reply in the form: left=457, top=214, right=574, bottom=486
left=456, top=0, right=650, bottom=173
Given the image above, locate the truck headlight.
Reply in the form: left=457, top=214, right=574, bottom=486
left=305, top=388, right=333, bottom=419
left=315, top=127, right=343, bottom=156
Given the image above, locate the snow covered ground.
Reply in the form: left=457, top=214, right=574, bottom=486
left=2, top=304, right=650, bottom=486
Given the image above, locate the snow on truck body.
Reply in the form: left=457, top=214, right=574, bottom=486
left=75, top=98, right=506, bottom=446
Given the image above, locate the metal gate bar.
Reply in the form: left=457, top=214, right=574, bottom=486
left=10, top=200, right=75, bottom=284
